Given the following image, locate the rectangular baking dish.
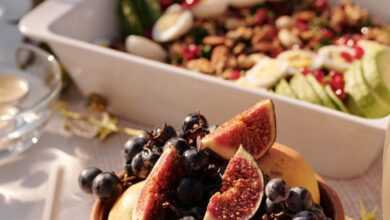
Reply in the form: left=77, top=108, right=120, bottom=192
left=19, top=0, right=389, bottom=179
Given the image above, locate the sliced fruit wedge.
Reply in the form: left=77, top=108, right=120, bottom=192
left=133, top=146, right=184, bottom=220
left=109, top=181, right=145, bottom=220
left=275, top=78, right=297, bottom=99
left=362, top=47, right=390, bottom=105
left=318, top=45, right=354, bottom=72
left=345, top=61, right=390, bottom=118
left=324, top=85, right=349, bottom=113
left=289, top=73, right=323, bottom=105
left=277, top=49, right=317, bottom=70
left=204, top=146, right=264, bottom=220
left=257, top=143, right=320, bottom=203
left=305, top=75, right=337, bottom=109
left=244, top=58, right=289, bottom=89
left=201, top=100, right=276, bottom=159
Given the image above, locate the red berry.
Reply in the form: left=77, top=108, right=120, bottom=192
left=295, top=20, right=309, bottom=31
left=329, top=71, right=345, bottom=91
left=182, top=44, right=200, bottom=61
left=313, top=69, right=325, bottom=84
left=227, top=70, right=241, bottom=80
left=321, top=28, right=334, bottom=39
left=335, top=36, right=357, bottom=47
left=302, top=68, right=312, bottom=76
left=353, top=46, right=365, bottom=59
left=340, top=51, right=353, bottom=63
left=335, top=89, right=347, bottom=101
left=160, top=0, right=173, bottom=9
left=314, top=0, right=328, bottom=10
left=181, top=0, right=201, bottom=9
left=255, top=9, right=269, bottom=25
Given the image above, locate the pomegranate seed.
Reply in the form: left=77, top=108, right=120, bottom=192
left=335, top=89, right=347, bottom=101
left=321, top=28, right=334, bottom=39
left=160, top=0, right=173, bottom=9
left=182, top=44, right=200, bottom=61
left=335, top=36, right=357, bottom=47
left=329, top=71, right=345, bottom=91
left=227, top=70, right=241, bottom=80
left=353, top=46, right=365, bottom=59
left=181, top=0, right=201, bottom=9
left=313, top=69, right=325, bottom=84
left=255, top=9, right=269, bottom=25
left=144, top=28, right=153, bottom=39
left=302, top=68, right=312, bottom=76
left=314, top=0, right=328, bottom=10
left=340, top=51, right=353, bottom=63
left=295, top=20, right=309, bottom=31
left=263, top=26, right=278, bottom=40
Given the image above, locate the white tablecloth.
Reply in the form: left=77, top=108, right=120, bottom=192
left=0, top=108, right=383, bottom=220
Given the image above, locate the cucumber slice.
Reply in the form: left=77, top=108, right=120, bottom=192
left=362, top=48, right=390, bottom=105
left=275, top=79, right=297, bottom=99
left=345, top=61, right=390, bottom=118
left=324, top=85, right=349, bottom=113
left=289, top=73, right=323, bottom=105
left=133, top=0, right=161, bottom=28
left=306, top=75, right=337, bottom=109
left=118, top=0, right=145, bottom=36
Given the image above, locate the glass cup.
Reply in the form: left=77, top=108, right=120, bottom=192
left=0, top=44, right=62, bottom=163
left=383, top=117, right=390, bottom=220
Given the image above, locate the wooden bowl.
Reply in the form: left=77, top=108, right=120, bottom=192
left=90, top=178, right=344, bottom=220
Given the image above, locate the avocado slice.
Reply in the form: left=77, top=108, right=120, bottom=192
left=305, top=75, right=337, bottom=109
left=289, top=73, right=323, bottom=105
left=275, top=79, right=297, bottom=99
left=345, top=61, right=390, bottom=118
left=324, top=85, right=349, bottom=113
left=362, top=48, right=390, bottom=105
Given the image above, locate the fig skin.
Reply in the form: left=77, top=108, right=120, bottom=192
left=132, top=146, right=184, bottom=220
left=204, top=146, right=264, bottom=220
left=201, top=100, right=276, bottom=160
left=257, top=143, right=320, bottom=203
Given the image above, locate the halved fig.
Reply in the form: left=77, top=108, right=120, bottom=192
left=201, top=100, right=276, bottom=159
left=204, top=146, right=264, bottom=220
left=132, top=146, right=184, bottom=220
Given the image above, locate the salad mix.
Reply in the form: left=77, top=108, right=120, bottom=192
left=109, top=0, right=390, bottom=118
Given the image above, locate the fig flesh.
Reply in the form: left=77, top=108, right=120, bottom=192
left=204, top=146, right=264, bottom=220
left=132, top=146, right=184, bottom=220
left=201, top=100, right=276, bottom=159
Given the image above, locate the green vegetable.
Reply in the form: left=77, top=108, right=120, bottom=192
left=289, top=73, right=323, bottom=105
left=201, top=45, right=212, bottom=59
left=360, top=41, right=390, bottom=105
left=275, top=79, right=297, bottom=99
left=345, top=61, right=390, bottom=118
left=118, top=0, right=144, bottom=36
left=190, top=27, right=209, bottom=44
left=133, top=0, right=161, bottom=29
left=306, top=75, right=337, bottom=109
left=324, top=85, right=349, bottom=113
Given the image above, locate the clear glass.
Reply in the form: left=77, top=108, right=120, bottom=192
left=384, top=118, right=390, bottom=220
left=0, top=45, right=62, bottom=163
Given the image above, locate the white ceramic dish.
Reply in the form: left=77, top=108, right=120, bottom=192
left=19, top=0, right=389, bottom=178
